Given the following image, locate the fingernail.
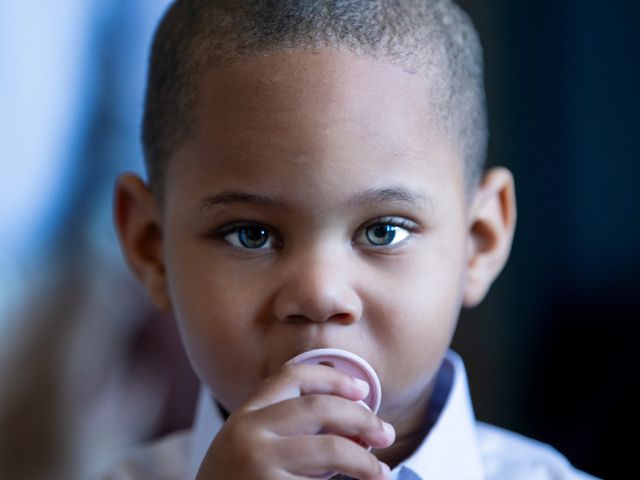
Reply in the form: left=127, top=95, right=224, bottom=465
left=380, top=461, right=391, bottom=477
left=382, top=421, right=395, bottom=440
left=354, top=378, right=370, bottom=395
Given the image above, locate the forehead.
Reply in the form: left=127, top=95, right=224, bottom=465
left=195, top=49, right=442, bottom=148
left=169, top=49, right=463, bottom=211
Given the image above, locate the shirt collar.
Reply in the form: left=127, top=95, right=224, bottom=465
left=188, top=350, right=484, bottom=480
left=394, top=350, right=485, bottom=479
left=187, top=387, right=224, bottom=479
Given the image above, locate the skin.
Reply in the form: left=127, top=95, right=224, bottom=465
left=114, top=49, right=517, bottom=479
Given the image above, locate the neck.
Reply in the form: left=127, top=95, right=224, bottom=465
left=374, top=404, right=432, bottom=469
left=373, top=388, right=434, bottom=468
left=374, top=362, right=453, bottom=469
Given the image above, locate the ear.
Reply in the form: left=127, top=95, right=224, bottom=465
left=113, top=173, right=172, bottom=311
left=463, top=167, right=517, bottom=308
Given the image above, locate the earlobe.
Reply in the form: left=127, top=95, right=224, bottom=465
left=113, top=173, right=172, bottom=311
left=463, top=167, right=517, bottom=308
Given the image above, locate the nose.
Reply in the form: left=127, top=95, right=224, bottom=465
left=273, top=252, right=363, bottom=325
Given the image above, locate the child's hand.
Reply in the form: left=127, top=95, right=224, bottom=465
left=195, top=363, right=395, bottom=479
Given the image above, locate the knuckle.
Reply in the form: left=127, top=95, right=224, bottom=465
left=279, top=362, right=297, bottom=378
left=373, top=415, right=386, bottom=431
left=224, top=418, right=251, bottom=450
left=302, top=393, right=329, bottom=411
left=226, top=419, right=274, bottom=471
left=360, top=452, right=383, bottom=478
left=362, top=408, right=383, bottom=431
left=352, top=402, right=375, bottom=425
left=228, top=410, right=264, bottom=444
left=320, top=435, right=341, bottom=458
left=269, top=363, right=297, bottom=387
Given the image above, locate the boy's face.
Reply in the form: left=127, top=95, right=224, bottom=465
left=119, top=49, right=516, bottom=429
left=165, top=50, right=466, bottom=422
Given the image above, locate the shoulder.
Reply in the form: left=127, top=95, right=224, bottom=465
left=476, top=422, right=600, bottom=480
left=91, top=430, right=191, bottom=480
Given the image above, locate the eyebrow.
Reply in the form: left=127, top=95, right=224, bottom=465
left=198, top=187, right=433, bottom=213
left=199, top=192, right=283, bottom=214
left=347, top=187, right=431, bottom=210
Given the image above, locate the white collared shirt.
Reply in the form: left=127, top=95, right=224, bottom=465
left=97, top=351, right=599, bottom=480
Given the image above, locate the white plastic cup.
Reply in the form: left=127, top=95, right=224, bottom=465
left=286, top=348, right=383, bottom=479
left=286, top=348, right=381, bottom=413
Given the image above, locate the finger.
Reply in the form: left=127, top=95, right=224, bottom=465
left=244, top=363, right=370, bottom=411
left=257, top=394, right=395, bottom=449
left=280, top=435, right=392, bottom=480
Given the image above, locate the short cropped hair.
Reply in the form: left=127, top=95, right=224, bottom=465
left=142, top=0, right=488, bottom=201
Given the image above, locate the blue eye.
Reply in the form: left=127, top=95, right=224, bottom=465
left=364, top=223, right=410, bottom=246
left=224, top=225, right=272, bottom=249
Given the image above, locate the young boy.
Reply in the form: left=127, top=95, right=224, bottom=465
left=110, top=1, right=597, bottom=478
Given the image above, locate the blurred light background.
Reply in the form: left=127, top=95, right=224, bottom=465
left=0, top=1, right=637, bottom=479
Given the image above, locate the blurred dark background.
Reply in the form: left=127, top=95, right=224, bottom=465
left=1, top=1, right=637, bottom=479
left=453, top=1, right=639, bottom=479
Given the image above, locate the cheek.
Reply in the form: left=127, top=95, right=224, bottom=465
left=368, top=237, right=466, bottom=397
left=166, top=248, right=269, bottom=408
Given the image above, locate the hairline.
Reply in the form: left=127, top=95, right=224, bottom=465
left=158, top=46, right=478, bottom=199
left=143, top=1, right=488, bottom=207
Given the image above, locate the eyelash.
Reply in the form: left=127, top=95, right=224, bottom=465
left=215, top=222, right=281, bottom=250
left=359, top=217, right=417, bottom=248
left=214, top=217, right=419, bottom=250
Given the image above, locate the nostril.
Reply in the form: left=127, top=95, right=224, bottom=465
left=285, top=314, right=309, bottom=324
left=319, top=361, right=335, bottom=368
left=329, top=313, right=355, bottom=325
left=274, top=286, right=362, bottom=325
